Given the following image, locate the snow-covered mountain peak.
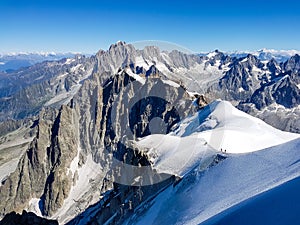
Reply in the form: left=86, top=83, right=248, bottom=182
left=206, top=50, right=220, bottom=58
left=172, top=100, right=299, bottom=153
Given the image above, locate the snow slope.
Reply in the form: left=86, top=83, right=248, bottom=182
left=174, top=100, right=299, bottom=153
left=138, top=134, right=217, bottom=176
left=200, top=176, right=300, bottom=225
left=136, top=100, right=299, bottom=176
left=125, top=100, right=300, bottom=225
left=128, top=138, right=300, bottom=225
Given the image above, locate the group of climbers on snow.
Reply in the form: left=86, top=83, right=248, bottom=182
left=220, top=148, right=227, bottom=153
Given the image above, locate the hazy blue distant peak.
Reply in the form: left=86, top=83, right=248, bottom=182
left=0, top=51, right=81, bottom=57
left=0, top=52, right=85, bottom=71
left=183, top=48, right=300, bottom=62
left=225, top=49, right=300, bottom=62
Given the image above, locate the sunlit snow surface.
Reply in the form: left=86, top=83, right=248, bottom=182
left=200, top=176, right=300, bottom=225
left=126, top=100, right=300, bottom=225
left=137, top=100, right=299, bottom=176
left=128, top=138, right=300, bottom=225
left=177, top=100, right=299, bottom=153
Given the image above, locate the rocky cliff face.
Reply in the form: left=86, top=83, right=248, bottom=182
left=249, top=75, right=300, bottom=109
left=0, top=61, right=201, bottom=223
left=236, top=55, right=300, bottom=132
left=0, top=105, right=78, bottom=217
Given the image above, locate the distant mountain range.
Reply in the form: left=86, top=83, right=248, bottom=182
left=1, top=48, right=299, bottom=72
left=0, top=52, right=80, bottom=72
left=227, top=48, right=300, bottom=62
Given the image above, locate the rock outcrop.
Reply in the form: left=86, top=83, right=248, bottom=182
left=0, top=210, right=58, bottom=225
left=0, top=105, right=78, bottom=217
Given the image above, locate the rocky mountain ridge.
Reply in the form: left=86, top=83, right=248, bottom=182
left=1, top=41, right=299, bottom=132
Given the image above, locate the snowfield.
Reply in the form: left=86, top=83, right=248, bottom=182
left=126, top=100, right=300, bottom=225
left=174, top=100, right=299, bottom=153
left=137, top=100, right=299, bottom=176
left=128, top=138, right=300, bottom=225
left=200, top=176, right=300, bottom=225
left=137, top=134, right=217, bottom=176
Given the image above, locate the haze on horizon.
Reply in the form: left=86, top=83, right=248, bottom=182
left=1, top=0, right=300, bottom=53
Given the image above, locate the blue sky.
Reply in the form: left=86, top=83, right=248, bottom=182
left=0, top=0, right=300, bottom=53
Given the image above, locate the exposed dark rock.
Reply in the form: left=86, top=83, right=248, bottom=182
left=0, top=210, right=58, bottom=225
